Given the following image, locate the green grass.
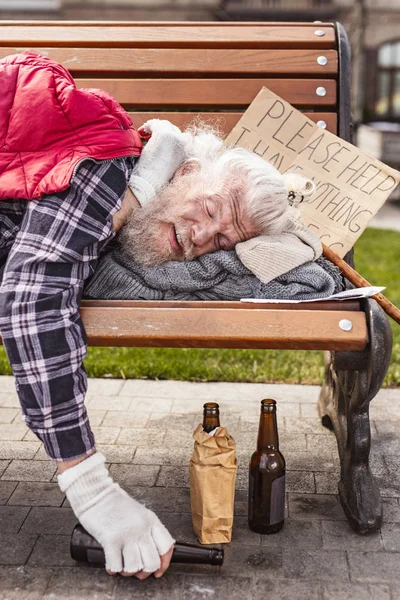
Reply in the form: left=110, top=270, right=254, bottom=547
left=0, top=227, right=399, bottom=386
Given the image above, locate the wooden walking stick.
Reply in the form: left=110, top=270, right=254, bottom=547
left=322, top=243, right=400, bottom=326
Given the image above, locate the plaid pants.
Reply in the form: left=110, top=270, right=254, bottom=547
left=0, top=157, right=133, bottom=461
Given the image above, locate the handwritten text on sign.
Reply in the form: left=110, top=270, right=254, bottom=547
left=224, top=88, right=400, bottom=256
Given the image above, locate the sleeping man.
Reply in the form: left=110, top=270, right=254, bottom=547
left=0, top=52, right=335, bottom=581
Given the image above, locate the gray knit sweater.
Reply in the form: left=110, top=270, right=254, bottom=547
left=84, top=244, right=343, bottom=301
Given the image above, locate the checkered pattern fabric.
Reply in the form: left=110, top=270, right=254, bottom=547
left=0, top=157, right=134, bottom=461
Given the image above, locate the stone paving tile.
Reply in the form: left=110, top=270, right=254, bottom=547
left=285, top=451, right=339, bottom=473
left=286, top=470, right=316, bottom=494
left=85, top=394, right=132, bottom=411
left=228, top=516, right=262, bottom=547
left=233, top=489, right=249, bottom=517
left=278, top=433, right=307, bottom=453
left=1, top=460, right=56, bottom=482
left=306, top=433, right=338, bottom=454
left=44, top=566, right=116, bottom=596
left=20, top=507, right=77, bottom=535
left=28, top=535, right=76, bottom=567
left=348, top=550, right=400, bottom=583
left=101, top=411, right=149, bottom=428
left=96, top=444, right=136, bottom=464
left=315, top=472, right=338, bottom=495
left=156, top=466, right=189, bottom=488
left=109, top=463, right=160, bottom=488
left=0, top=393, right=20, bottom=408
left=131, top=397, right=173, bottom=414
left=261, top=520, right=322, bottom=550
left=0, top=377, right=18, bottom=393
left=0, top=505, right=30, bottom=533
left=114, top=571, right=184, bottom=600
left=85, top=410, right=106, bottom=427
left=0, top=533, right=38, bottom=565
left=321, top=520, right=383, bottom=551
left=86, top=378, right=124, bottom=396
left=0, top=423, right=28, bottom=441
left=283, top=549, right=349, bottom=582
left=253, top=579, right=322, bottom=600
left=182, top=575, right=254, bottom=600
left=0, top=441, right=40, bottom=460
left=132, top=486, right=192, bottom=514
left=162, top=429, right=201, bottom=450
left=380, top=523, right=400, bottom=551
left=91, top=427, right=121, bottom=444
left=322, top=582, right=391, bottom=600
left=222, top=545, right=284, bottom=580
left=133, top=447, right=191, bottom=466
left=24, top=430, right=40, bottom=442
left=0, top=481, right=17, bottom=505
left=33, top=446, right=53, bottom=461
left=300, top=403, right=320, bottom=418
left=147, top=413, right=199, bottom=431
left=288, top=493, right=347, bottom=521
left=0, top=408, right=19, bottom=423
left=117, top=427, right=167, bottom=447
left=0, top=566, right=54, bottom=600
left=7, top=482, right=64, bottom=507
left=0, top=460, right=10, bottom=477
left=157, top=511, right=199, bottom=545
left=284, top=417, right=331, bottom=434
left=382, top=498, right=400, bottom=523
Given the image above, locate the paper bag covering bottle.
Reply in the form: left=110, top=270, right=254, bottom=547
left=248, top=399, right=285, bottom=534
left=190, top=402, right=237, bottom=544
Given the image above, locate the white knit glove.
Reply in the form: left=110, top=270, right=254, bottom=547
left=58, top=453, right=175, bottom=573
left=129, top=119, right=187, bottom=206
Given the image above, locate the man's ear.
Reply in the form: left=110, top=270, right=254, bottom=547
left=172, top=160, right=200, bottom=180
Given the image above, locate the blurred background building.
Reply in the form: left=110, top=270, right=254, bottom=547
left=1, top=0, right=399, bottom=174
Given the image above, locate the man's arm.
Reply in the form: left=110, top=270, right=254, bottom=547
left=113, top=187, right=140, bottom=233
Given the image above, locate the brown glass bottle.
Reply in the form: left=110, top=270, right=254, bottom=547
left=203, top=402, right=220, bottom=433
left=70, top=524, right=224, bottom=566
left=248, top=399, right=285, bottom=534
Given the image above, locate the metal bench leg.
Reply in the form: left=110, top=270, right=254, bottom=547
left=318, top=299, right=392, bottom=533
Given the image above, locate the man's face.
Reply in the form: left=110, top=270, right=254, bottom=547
left=119, top=168, right=259, bottom=266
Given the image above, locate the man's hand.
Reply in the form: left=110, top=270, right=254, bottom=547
left=58, top=452, right=175, bottom=577
left=128, top=119, right=187, bottom=206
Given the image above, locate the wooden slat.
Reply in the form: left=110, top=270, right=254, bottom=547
left=0, top=47, right=338, bottom=75
left=81, top=300, right=361, bottom=311
left=129, top=111, right=338, bottom=135
left=0, top=21, right=336, bottom=28
left=77, top=79, right=336, bottom=107
left=79, top=307, right=368, bottom=350
left=0, top=25, right=336, bottom=49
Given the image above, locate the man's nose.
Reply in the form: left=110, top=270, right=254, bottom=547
left=191, top=223, right=216, bottom=247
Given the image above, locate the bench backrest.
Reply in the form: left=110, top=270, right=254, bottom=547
left=0, top=21, right=350, bottom=142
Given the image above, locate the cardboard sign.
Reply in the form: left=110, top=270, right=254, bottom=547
left=224, top=88, right=400, bottom=257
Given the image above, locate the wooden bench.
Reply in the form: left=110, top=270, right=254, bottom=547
left=0, top=20, right=393, bottom=533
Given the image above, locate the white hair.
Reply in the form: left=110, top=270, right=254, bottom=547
left=183, top=121, right=315, bottom=235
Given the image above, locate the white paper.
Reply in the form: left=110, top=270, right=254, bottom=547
left=240, top=286, right=385, bottom=304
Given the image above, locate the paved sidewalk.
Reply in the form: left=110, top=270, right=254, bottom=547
left=0, top=377, right=399, bottom=599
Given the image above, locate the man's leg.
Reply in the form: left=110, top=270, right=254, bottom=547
left=0, top=158, right=132, bottom=461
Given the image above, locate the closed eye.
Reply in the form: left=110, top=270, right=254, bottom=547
left=206, top=199, right=216, bottom=218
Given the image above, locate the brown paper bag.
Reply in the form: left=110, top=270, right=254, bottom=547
left=189, top=423, right=237, bottom=544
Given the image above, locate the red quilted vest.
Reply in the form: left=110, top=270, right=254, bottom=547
left=0, top=52, right=142, bottom=201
